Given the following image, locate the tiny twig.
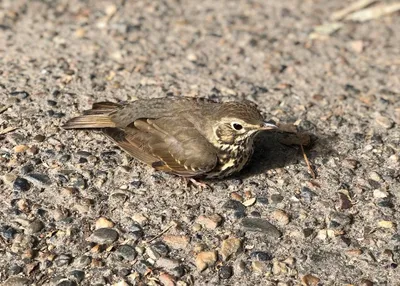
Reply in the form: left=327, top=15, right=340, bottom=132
left=0, top=126, right=18, bottom=135
left=0, top=105, right=10, bottom=114
left=145, top=221, right=176, bottom=244
left=300, top=144, right=316, bottom=179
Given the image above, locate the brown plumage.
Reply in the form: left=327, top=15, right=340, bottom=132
left=62, top=97, right=277, bottom=178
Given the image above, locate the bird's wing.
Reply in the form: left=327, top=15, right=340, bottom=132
left=103, top=117, right=218, bottom=177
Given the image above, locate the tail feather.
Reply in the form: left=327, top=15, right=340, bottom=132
left=62, top=115, right=116, bottom=129
left=83, top=101, right=121, bottom=115
left=63, top=101, right=121, bottom=129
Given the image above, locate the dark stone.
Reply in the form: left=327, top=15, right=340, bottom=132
left=89, top=228, right=119, bottom=244
left=303, top=228, right=314, bottom=238
left=8, top=265, right=23, bottom=275
left=21, top=164, right=34, bottom=174
left=75, top=255, right=91, bottom=268
left=250, top=251, right=272, bottom=261
left=233, top=211, right=246, bottom=219
left=13, top=177, right=30, bottom=191
left=300, top=187, right=317, bottom=202
left=56, top=280, right=77, bottom=286
left=250, top=211, right=261, bottom=218
left=26, top=173, right=51, bottom=185
left=76, top=151, right=92, bottom=157
left=59, top=154, right=71, bottom=163
left=338, top=192, right=352, bottom=210
left=134, top=260, right=152, bottom=275
left=219, top=265, right=233, bottom=279
left=0, top=225, right=17, bottom=240
left=33, top=134, right=46, bottom=142
left=377, top=198, right=394, bottom=208
left=47, top=100, right=57, bottom=106
left=68, top=270, right=85, bottom=283
left=55, top=254, right=72, bottom=267
left=270, top=194, right=284, bottom=204
left=368, top=179, right=381, bottom=189
left=256, top=197, right=269, bottom=205
left=10, top=90, right=30, bottom=99
left=152, top=242, right=169, bottom=257
left=115, top=245, right=137, bottom=261
left=329, top=212, right=352, bottom=229
left=241, top=218, right=281, bottom=238
left=223, top=200, right=246, bottom=213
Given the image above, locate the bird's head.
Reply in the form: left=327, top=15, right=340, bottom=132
left=212, top=101, right=277, bottom=145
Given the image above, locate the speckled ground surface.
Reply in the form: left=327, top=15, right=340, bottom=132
left=1, top=0, right=399, bottom=285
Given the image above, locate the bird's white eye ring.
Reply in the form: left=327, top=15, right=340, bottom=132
left=231, top=122, right=243, bottom=131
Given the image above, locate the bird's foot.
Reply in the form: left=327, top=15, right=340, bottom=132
left=185, top=178, right=211, bottom=190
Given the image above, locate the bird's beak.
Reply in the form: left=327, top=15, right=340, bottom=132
left=259, top=121, right=278, bottom=130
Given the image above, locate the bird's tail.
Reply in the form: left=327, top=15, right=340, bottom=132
left=62, top=102, right=121, bottom=129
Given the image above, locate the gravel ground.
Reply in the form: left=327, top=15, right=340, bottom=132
left=1, top=0, right=399, bottom=285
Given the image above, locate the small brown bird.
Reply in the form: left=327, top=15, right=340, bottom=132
left=62, top=97, right=277, bottom=178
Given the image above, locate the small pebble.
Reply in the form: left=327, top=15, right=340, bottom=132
left=251, top=261, right=267, bottom=274
left=68, top=270, right=85, bottom=283
left=270, top=194, right=284, bottom=204
left=195, top=251, right=217, bottom=271
left=74, top=255, right=91, bottom=268
left=242, top=197, right=256, bottom=207
left=3, top=174, right=17, bottom=185
left=300, top=187, right=317, bottom=202
left=134, top=260, right=152, bottom=275
left=95, top=217, right=114, bottom=229
left=231, top=192, right=243, bottom=201
left=375, top=114, right=393, bottom=129
left=250, top=251, right=272, bottom=261
left=155, top=257, right=180, bottom=270
left=26, top=173, right=51, bottom=186
left=329, top=212, right=352, bottom=229
left=14, top=145, right=29, bottom=153
left=151, top=242, right=169, bottom=257
left=241, top=218, right=281, bottom=238
left=338, top=192, right=352, bottom=210
left=219, top=265, right=233, bottom=279
left=26, top=219, right=45, bottom=234
left=55, top=254, right=72, bottom=267
left=13, top=177, right=30, bottom=191
left=369, top=171, right=382, bottom=182
left=373, top=189, right=388, bottom=199
left=234, top=260, right=247, bottom=275
left=162, top=235, right=190, bottom=249
left=378, top=221, right=394, bottom=229
left=33, top=134, right=46, bottom=142
left=146, top=246, right=161, bottom=260
left=301, top=274, right=320, bottom=286
left=377, top=198, right=394, bottom=208
left=223, top=200, right=246, bottom=213
left=132, top=213, right=148, bottom=225
left=20, top=164, right=34, bottom=175
left=159, top=272, right=176, bottom=286
left=271, top=209, right=290, bottom=225
left=115, top=245, right=137, bottom=261
left=88, top=228, right=119, bottom=244
left=220, top=238, right=241, bottom=261
left=359, top=279, right=374, bottom=286
left=196, top=214, right=222, bottom=229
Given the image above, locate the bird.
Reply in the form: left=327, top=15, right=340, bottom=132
left=62, top=97, right=277, bottom=179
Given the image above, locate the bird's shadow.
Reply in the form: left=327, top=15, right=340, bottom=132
left=235, top=131, right=338, bottom=180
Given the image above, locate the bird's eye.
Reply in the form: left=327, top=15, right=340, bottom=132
left=232, top=123, right=243, bottom=131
